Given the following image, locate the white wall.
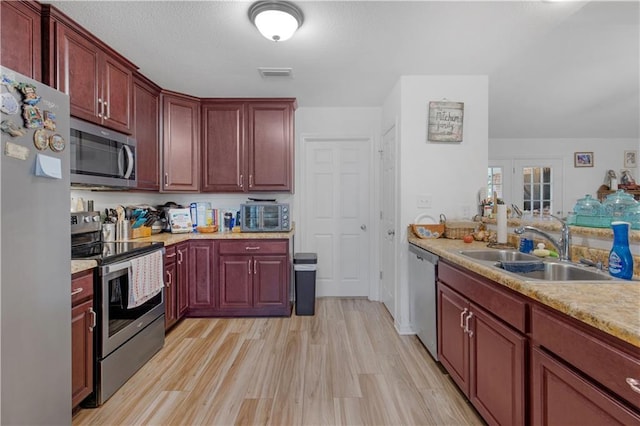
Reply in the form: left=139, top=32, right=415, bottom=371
left=386, top=75, right=489, bottom=333
left=490, top=138, right=640, bottom=211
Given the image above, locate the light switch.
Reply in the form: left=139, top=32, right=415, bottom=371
left=417, top=194, right=432, bottom=209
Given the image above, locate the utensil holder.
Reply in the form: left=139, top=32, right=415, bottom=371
left=117, top=221, right=130, bottom=241
left=102, top=223, right=116, bottom=242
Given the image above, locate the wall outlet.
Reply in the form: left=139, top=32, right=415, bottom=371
left=417, top=194, right=432, bottom=209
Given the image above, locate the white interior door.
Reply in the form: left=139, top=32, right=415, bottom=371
left=380, top=127, right=397, bottom=317
left=513, top=159, right=564, bottom=216
left=303, top=138, right=371, bottom=297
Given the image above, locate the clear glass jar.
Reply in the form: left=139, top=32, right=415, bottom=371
left=573, top=194, right=603, bottom=216
left=603, top=190, right=638, bottom=218
left=623, top=203, right=640, bottom=230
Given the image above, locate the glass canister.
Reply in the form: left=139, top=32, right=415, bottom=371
left=623, top=203, right=640, bottom=230
left=573, top=194, right=603, bottom=216
left=603, top=190, right=638, bottom=218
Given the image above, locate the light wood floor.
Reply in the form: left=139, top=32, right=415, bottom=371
left=73, top=299, right=484, bottom=426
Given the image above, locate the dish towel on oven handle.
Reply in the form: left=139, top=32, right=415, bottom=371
left=128, top=250, right=164, bottom=309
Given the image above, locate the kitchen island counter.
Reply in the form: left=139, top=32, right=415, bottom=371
left=409, top=236, right=640, bottom=348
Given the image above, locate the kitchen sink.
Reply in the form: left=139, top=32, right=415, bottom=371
left=459, top=249, right=540, bottom=263
left=498, top=261, right=616, bottom=281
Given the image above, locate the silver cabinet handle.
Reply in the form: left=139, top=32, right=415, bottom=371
left=626, top=378, right=640, bottom=394
left=248, top=259, right=252, bottom=275
left=104, top=100, right=109, bottom=119
left=97, top=98, right=103, bottom=118
left=249, top=174, right=253, bottom=187
left=254, top=259, right=257, bottom=275
left=71, top=287, right=84, bottom=296
left=89, top=308, right=96, bottom=331
left=165, top=252, right=176, bottom=258
left=460, top=308, right=468, bottom=330
left=245, top=246, right=260, bottom=251
left=239, top=174, right=243, bottom=189
left=164, top=173, right=169, bottom=186
left=177, top=250, right=183, bottom=264
left=465, top=312, right=474, bottom=338
left=166, top=270, right=172, bottom=287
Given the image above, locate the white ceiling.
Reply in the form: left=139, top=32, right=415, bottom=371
left=45, top=0, right=639, bottom=139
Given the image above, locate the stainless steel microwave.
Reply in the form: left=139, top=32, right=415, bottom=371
left=69, top=118, right=137, bottom=188
left=240, top=202, right=291, bottom=232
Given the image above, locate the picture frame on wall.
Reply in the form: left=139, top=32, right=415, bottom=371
left=624, top=150, right=637, bottom=168
left=574, top=152, right=594, bottom=168
left=427, top=101, right=464, bottom=142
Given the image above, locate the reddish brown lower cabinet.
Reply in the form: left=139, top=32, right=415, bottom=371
left=187, top=240, right=217, bottom=315
left=176, top=243, right=189, bottom=318
left=531, top=347, right=640, bottom=425
left=71, top=270, right=94, bottom=408
left=438, top=261, right=526, bottom=426
left=1, top=0, right=41, bottom=81
left=164, top=245, right=178, bottom=329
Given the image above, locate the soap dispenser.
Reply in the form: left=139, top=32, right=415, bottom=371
left=608, top=221, right=634, bottom=280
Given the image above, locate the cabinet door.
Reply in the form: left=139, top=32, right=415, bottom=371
left=201, top=102, right=245, bottom=192
left=133, top=75, right=160, bottom=190
left=188, top=241, right=216, bottom=311
left=164, top=260, right=177, bottom=330
left=176, top=243, right=189, bottom=318
left=531, top=347, right=640, bottom=426
left=162, top=93, right=200, bottom=191
left=247, top=102, right=293, bottom=192
left=101, top=55, right=132, bottom=133
left=71, top=299, right=93, bottom=408
left=218, top=255, right=252, bottom=311
left=437, top=282, right=470, bottom=395
left=1, top=0, right=41, bottom=81
left=470, top=303, right=526, bottom=426
left=56, top=24, right=101, bottom=124
left=253, top=255, right=288, bottom=310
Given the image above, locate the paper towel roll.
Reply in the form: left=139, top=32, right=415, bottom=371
left=497, top=204, right=507, bottom=244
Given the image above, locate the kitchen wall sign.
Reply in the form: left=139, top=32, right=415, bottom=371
left=427, top=100, right=464, bottom=142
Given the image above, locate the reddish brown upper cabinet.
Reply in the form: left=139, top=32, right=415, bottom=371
left=437, top=262, right=526, bottom=426
left=201, top=99, right=295, bottom=193
left=162, top=91, right=200, bottom=192
left=42, top=5, right=135, bottom=134
left=133, top=73, right=161, bottom=190
left=1, top=0, right=41, bottom=81
left=71, top=270, right=95, bottom=409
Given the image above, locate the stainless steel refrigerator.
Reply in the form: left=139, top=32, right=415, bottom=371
left=1, top=66, right=71, bottom=425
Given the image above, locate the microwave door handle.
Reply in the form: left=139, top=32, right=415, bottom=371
left=122, top=145, right=134, bottom=179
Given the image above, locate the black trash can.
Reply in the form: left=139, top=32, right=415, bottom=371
left=294, top=253, right=318, bottom=316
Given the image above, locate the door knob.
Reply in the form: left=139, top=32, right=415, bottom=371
left=387, top=230, right=395, bottom=236
left=360, top=224, right=367, bottom=231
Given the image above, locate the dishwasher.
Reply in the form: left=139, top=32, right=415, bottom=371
left=408, top=243, right=439, bottom=360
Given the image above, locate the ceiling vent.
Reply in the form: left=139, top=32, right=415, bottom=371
left=258, top=67, right=293, bottom=79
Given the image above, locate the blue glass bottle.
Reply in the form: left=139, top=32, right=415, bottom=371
left=608, top=221, right=634, bottom=280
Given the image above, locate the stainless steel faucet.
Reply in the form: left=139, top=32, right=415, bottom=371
left=514, top=215, right=572, bottom=261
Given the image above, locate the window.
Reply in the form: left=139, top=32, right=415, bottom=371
left=522, top=166, right=552, bottom=214
left=487, top=166, right=503, bottom=201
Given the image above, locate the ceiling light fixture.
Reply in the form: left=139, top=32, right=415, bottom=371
left=248, top=1, right=304, bottom=42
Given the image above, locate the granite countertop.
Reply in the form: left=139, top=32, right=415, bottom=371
left=70, top=229, right=295, bottom=275
left=408, top=236, right=640, bottom=348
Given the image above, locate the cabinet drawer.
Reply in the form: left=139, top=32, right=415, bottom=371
left=438, top=261, right=527, bottom=332
left=218, top=240, right=288, bottom=255
left=71, top=270, right=94, bottom=305
left=164, top=245, right=177, bottom=264
left=532, top=306, right=640, bottom=410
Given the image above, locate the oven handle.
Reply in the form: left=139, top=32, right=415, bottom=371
left=101, top=248, right=165, bottom=275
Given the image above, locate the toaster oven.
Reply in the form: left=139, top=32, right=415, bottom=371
left=240, top=202, right=290, bottom=232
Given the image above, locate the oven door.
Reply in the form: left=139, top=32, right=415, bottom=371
left=99, top=255, right=165, bottom=358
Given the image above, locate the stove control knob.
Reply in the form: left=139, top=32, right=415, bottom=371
left=83, top=216, right=91, bottom=223
left=92, top=215, right=101, bottom=222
